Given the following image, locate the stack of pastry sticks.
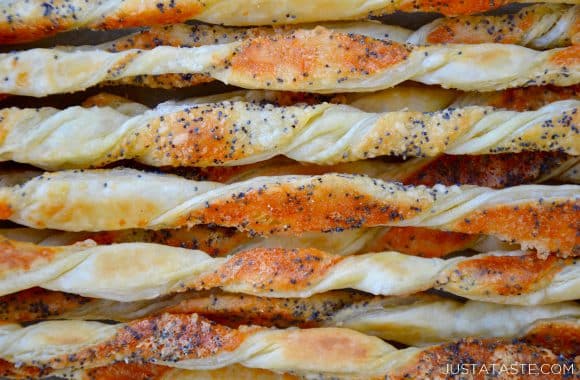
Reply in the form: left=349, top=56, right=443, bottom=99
left=0, top=1, right=577, bottom=379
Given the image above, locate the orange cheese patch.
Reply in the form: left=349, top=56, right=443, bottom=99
left=231, top=28, right=410, bottom=89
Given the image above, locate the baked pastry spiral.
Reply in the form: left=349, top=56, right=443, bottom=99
left=0, top=1, right=574, bottom=44
left=1, top=99, right=577, bottom=169
left=0, top=313, right=576, bottom=379
left=0, top=169, right=576, bottom=255
left=0, top=234, right=576, bottom=303
left=2, top=288, right=578, bottom=348
left=1, top=27, right=578, bottom=96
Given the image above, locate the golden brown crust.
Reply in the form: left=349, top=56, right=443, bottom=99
left=439, top=254, right=567, bottom=296
left=179, top=176, right=429, bottom=234
left=0, top=288, right=90, bottom=323
left=451, top=200, right=579, bottom=256
left=196, top=248, right=342, bottom=293
left=522, top=319, right=580, bottom=358
left=229, top=30, right=410, bottom=90
left=388, top=338, right=579, bottom=380
left=366, top=227, right=478, bottom=258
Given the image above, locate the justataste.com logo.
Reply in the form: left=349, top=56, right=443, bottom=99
left=442, top=363, right=577, bottom=376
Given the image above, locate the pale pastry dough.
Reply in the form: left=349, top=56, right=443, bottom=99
left=0, top=234, right=576, bottom=303
left=0, top=1, right=574, bottom=44
left=0, top=169, right=576, bottom=256
left=1, top=99, right=577, bottom=169
left=0, top=313, right=575, bottom=378
left=1, top=288, right=578, bottom=347
left=1, top=27, right=578, bottom=96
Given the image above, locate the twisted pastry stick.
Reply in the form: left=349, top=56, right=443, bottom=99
left=409, top=4, right=579, bottom=48
left=1, top=27, right=578, bottom=97
left=2, top=287, right=579, bottom=348
left=1, top=99, right=577, bottom=169
left=0, top=313, right=576, bottom=379
left=5, top=151, right=575, bottom=259
left=96, top=6, right=577, bottom=89
left=98, top=22, right=413, bottom=90
left=1, top=1, right=575, bottom=45
left=0, top=169, right=577, bottom=255
left=103, top=6, right=578, bottom=53
left=0, top=234, right=577, bottom=303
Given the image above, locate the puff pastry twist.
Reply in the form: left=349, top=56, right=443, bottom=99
left=0, top=169, right=576, bottom=256
left=0, top=313, right=576, bottom=379
left=0, top=1, right=575, bottom=44
left=2, top=288, right=578, bottom=348
left=409, top=4, right=579, bottom=48
left=1, top=100, right=577, bottom=169
left=1, top=27, right=578, bottom=96
left=97, top=9, right=579, bottom=89
left=0, top=234, right=577, bottom=304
